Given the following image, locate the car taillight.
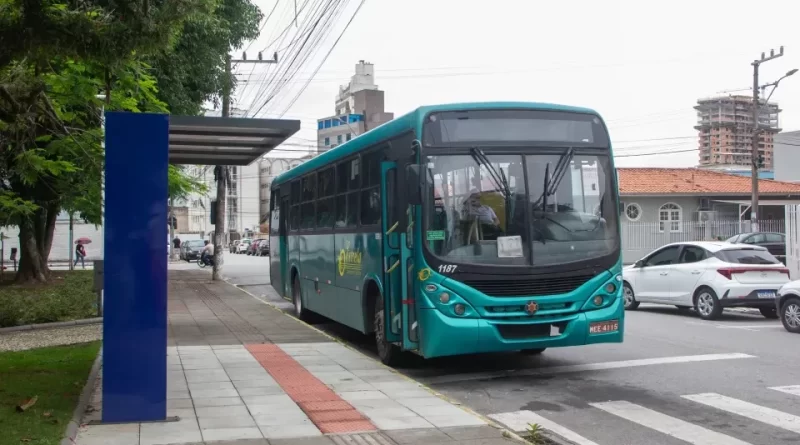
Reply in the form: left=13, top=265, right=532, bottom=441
left=717, top=267, right=790, bottom=280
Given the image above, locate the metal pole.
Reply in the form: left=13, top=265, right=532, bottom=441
left=211, top=52, right=279, bottom=280
left=69, top=213, right=74, bottom=270
left=751, top=61, right=760, bottom=232
left=212, top=55, right=232, bottom=281
left=749, top=46, right=785, bottom=232
left=169, top=197, right=176, bottom=259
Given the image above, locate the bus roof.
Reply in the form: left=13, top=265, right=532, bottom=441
left=271, top=101, right=601, bottom=187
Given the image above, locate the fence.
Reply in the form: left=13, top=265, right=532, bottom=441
left=621, top=219, right=785, bottom=264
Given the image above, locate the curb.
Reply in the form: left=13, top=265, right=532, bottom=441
left=0, top=317, right=103, bottom=334
left=225, top=279, right=534, bottom=445
left=61, top=349, right=102, bottom=445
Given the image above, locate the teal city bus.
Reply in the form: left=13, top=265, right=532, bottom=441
left=269, top=102, right=624, bottom=366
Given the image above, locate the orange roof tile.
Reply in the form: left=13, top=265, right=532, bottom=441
left=617, top=168, right=800, bottom=195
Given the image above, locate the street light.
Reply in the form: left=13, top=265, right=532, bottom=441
left=763, top=69, right=798, bottom=104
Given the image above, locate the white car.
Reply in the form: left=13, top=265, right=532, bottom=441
left=236, top=239, right=252, bottom=254
left=777, top=280, right=800, bottom=333
left=623, top=241, right=790, bottom=320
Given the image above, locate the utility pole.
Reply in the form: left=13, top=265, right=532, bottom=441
left=750, top=46, right=784, bottom=232
left=212, top=51, right=278, bottom=280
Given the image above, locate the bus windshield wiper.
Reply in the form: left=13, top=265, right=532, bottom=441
left=534, top=147, right=575, bottom=209
left=470, top=147, right=510, bottom=199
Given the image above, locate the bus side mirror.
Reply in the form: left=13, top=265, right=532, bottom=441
left=407, top=164, right=423, bottom=205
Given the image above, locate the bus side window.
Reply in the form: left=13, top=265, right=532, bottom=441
left=290, top=180, right=301, bottom=231
left=360, top=150, right=382, bottom=226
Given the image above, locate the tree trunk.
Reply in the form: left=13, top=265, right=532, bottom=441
left=16, top=219, right=48, bottom=283
left=15, top=203, right=59, bottom=283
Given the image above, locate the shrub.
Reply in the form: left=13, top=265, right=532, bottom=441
left=0, top=271, right=97, bottom=328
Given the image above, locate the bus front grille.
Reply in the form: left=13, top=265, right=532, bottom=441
left=463, top=274, right=594, bottom=297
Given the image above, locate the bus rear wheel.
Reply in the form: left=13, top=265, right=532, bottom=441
left=374, top=297, right=404, bottom=367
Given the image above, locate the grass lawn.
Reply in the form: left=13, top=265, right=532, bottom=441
left=0, top=342, right=100, bottom=445
left=0, top=271, right=97, bottom=328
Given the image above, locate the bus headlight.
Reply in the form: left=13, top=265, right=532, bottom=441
left=454, top=303, right=466, bottom=315
left=593, top=295, right=604, bottom=306
left=604, top=283, right=616, bottom=294
left=439, top=292, right=450, bottom=304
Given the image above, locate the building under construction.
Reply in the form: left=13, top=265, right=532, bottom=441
left=695, top=95, right=781, bottom=169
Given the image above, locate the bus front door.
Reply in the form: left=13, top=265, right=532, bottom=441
left=380, top=161, right=402, bottom=344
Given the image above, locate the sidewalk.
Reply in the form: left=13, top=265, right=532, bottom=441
left=75, top=268, right=523, bottom=445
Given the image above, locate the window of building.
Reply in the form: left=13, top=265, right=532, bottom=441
left=337, top=134, right=343, bottom=144
left=624, top=203, right=642, bottom=222
left=324, top=137, right=330, bottom=146
left=346, top=133, right=352, bottom=141
left=317, top=121, right=324, bottom=130
left=658, top=203, right=682, bottom=232
left=324, top=120, right=332, bottom=129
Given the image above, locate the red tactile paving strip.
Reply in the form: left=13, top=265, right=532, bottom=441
left=246, top=344, right=377, bottom=434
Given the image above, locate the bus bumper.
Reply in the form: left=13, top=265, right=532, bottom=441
left=417, top=298, right=624, bottom=359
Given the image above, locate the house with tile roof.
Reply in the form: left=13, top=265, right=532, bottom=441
left=616, top=168, right=800, bottom=262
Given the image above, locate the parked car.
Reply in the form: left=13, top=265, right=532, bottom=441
left=180, top=240, right=205, bottom=262
left=229, top=240, right=240, bottom=253
left=777, top=280, right=800, bottom=333
left=257, top=238, right=270, bottom=256
left=623, top=241, right=790, bottom=320
left=248, top=239, right=267, bottom=256
left=725, top=232, right=786, bottom=262
left=236, top=239, right=251, bottom=254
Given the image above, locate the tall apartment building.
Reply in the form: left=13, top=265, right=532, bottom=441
left=694, top=95, right=781, bottom=169
left=317, top=60, right=394, bottom=153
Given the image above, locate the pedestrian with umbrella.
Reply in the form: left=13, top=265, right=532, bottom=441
left=74, top=237, right=91, bottom=269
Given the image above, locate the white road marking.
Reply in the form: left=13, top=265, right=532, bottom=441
left=769, top=385, right=800, bottom=397
left=591, top=400, right=751, bottom=445
left=424, top=353, right=756, bottom=385
left=683, top=393, right=800, bottom=434
left=488, top=410, right=600, bottom=445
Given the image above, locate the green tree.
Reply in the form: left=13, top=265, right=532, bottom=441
left=1, top=59, right=170, bottom=282
left=149, top=0, right=263, bottom=116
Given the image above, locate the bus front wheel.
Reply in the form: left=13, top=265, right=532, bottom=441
left=374, top=297, right=404, bottom=367
left=293, top=275, right=318, bottom=323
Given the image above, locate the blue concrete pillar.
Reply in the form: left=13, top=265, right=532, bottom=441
left=102, top=112, right=169, bottom=422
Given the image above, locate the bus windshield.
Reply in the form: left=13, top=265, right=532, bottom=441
left=424, top=150, right=618, bottom=267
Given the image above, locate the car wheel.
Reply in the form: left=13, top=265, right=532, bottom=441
left=694, top=287, right=722, bottom=320
left=519, top=348, right=546, bottom=355
left=375, top=296, right=405, bottom=367
left=759, top=307, right=778, bottom=319
left=623, top=283, right=640, bottom=310
left=781, top=297, right=800, bottom=333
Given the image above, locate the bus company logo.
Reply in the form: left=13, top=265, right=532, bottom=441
left=525, top=301, right=538, bottom=315
left=337, top=241, right=362, bottom=277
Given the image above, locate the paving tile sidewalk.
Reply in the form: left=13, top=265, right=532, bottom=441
left=75, top=268, right=522, bottom=445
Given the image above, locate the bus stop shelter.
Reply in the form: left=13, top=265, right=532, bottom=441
left=103, top=112, right=300, bottom=423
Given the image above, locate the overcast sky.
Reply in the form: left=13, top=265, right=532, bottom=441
left=231, top=0, right=800, bottom=167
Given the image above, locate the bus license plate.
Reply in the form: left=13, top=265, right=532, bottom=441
left=589, top=320, right=619, bottom=334
left=758, top=290, right=776, bottom=299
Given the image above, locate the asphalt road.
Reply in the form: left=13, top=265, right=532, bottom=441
left=222, top=254, right=800, bottom=445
